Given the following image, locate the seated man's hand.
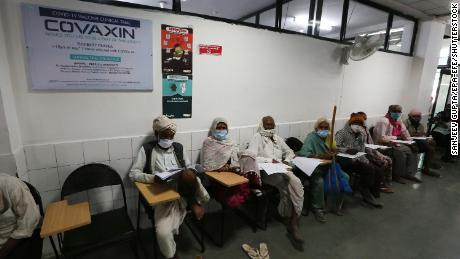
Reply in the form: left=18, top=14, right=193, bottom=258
left=346, top=148, right=359, bottom=155
left=218, top=164, right=231, bottom=172
left=272, top=159, right=280, bottom=163
left=191, top=202, right=204, bottom=220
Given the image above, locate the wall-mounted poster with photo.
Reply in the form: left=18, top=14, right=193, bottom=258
left=162, top=75, right=192, bottom=119
left=161, top=24, right=193, bottom=75
left=21, top=3, right=153, bottom=91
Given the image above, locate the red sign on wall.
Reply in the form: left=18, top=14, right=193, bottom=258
left=199, top=44, right=222, bottom=55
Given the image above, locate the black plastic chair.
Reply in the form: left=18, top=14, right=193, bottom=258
left=23, top=181, right=57, bottom=259
left=59, top=163, right=141, bottom=259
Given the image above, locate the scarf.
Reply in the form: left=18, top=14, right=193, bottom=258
left=201, top=118, right=236, bottom=171
left=385, top=113, right=402, bottom=137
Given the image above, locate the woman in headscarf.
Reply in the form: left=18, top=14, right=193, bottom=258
left=297, top=117, right=349, bottom=222
left=201, top=118, right=261, bottom=208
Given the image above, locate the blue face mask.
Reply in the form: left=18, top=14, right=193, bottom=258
left=390, top=112, right=402, bottom=120
left=213, top=130, right=227, bottom=140
left=317, top=130, right=329, bottom=138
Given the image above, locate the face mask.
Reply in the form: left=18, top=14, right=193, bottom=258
left=316, top=130, right=329, bottom=138
left=158, top=139, right=173, bottom=149
left=409, top=116, right=421, bottom=125
left=213, top=130, right=228, bottom=140
left=350, top=125, right=362, bottom=133
left=389, top=112, right=401, bottom=120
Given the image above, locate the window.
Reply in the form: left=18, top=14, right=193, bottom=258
left=259, top=7, right=276, bottom=27
left=280, top=0, right=311, bottom=33
left=243, top=16, right=257, bottom=24
left=388, top=15, right=414, bottom=53
left=114, top=0, right=172, bottom=9
left=345, top=0, right=389, bottom=47
left=438, top=39, right=450, bottom=66
left=181, top=0, right=274, bottom=20
left=318, top=0, right=343, bottom=39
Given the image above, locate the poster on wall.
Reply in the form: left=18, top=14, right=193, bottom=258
left=161, top=24, right=193, bottom=75
left=21, top=4, right=153, bottom=91
left=161, top=24, right=193, bottom=118
left=162, top=75, right=192, bottom=119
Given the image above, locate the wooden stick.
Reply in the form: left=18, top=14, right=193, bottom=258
left=329, top=105, right=337, bottom=148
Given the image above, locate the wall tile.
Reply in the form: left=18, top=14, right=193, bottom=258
left=110, top=158, right=133, bottom=183
left=0, top=154, right=17, bottom=175
left=41, top=190, right=61, bottom=209
left=28, top=168, right=60, bottom=192
left=191, top=149, right=201, bottom=165
left=131, top=136, right=147, bottom=157
left=57, top=164, right=84, bottom=188
left=277, top=124, right=290, bottom=139
left=191, top=131, right=208, bottom=150
left=24, top=144, right=56, bottom=170
left=55, top=142, right=84, bottom=167
left=290, top=123, right=302, bottom=139
left=15, top=149, right=27, bottom=180
left=83, top=140, right=109, bottom=163
left=175, top=132, right=192, bottom=151
left=108, top=138, right=132, bottom=160
left=239, top=127, right=254, bottom=146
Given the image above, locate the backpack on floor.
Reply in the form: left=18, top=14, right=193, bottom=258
left=324, top=161, right=352, bottom=193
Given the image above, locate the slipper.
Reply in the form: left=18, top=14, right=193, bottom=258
left=259, top=243, right=269, bottom=259
left=242, top=244, right=260, bottom=259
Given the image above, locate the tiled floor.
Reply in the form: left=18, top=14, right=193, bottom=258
left=71, top=158, right=459, bottom=259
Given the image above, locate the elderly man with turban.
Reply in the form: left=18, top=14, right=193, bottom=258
left=129, top=115, right=210, bottom=259
left=403, top=108, right=441, bottom=177
left=335, top=113, right=384, bottom=208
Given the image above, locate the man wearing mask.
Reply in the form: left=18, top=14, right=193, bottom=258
left=335, top=113, right=384, bottom=207
left=404, top=109, right=441, bottom=177
left=129, top=115, right=210, bottom=259
left=0, top=173, right=41, bottom=259
left=373, top=105, right=420, bottom=183
left=247, top=116, right=304, bottom=244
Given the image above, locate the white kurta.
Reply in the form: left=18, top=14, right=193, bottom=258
left=247, top=133, right=303, bottom=217
left=129, top=145, right=209, bottom=258
left=0, top=174, right=40, bottom=249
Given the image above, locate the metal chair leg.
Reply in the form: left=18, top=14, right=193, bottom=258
left=219, top=205, right=225, bottom=247
left=49, top=236, right=60, bottom=259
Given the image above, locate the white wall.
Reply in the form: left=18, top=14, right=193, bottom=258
left=0, top=0, right=416, bottom=146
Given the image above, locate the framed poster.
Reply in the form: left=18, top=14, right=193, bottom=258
left=21, top=4, right=153, bottom=90
left=161, top=24, right=193, bottom=75
left=162, top=75, right=192, bottom=119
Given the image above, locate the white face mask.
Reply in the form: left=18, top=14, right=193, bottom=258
left=158, top=139, right=173, bottom=149
left=260, top=129, right=276, bottom=138
left=350, top=125, right=362, bottom=133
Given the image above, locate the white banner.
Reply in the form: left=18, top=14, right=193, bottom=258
left=21, top=4, right=153, bottom=91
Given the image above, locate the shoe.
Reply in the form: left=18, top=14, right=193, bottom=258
left=259, top=243, right=269, bottom=259
left=401, top=175, right=423, bottom=183
left=422, top=170, right=441, bottom=178
left=242, top=244, right=260, bottom=259
left=363, top=197, right=384, bottom=208
left=380, top=187, right=394, bottom=193
left=393, top=177, right=406, bottom=184
left=313, top=210, right=327, bottom=223
left=327, top=209, right=344, bottom=216
left=287, top=225, right=304, bottom=243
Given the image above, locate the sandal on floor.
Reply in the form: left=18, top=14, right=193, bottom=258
left=242, top=244, right=260, bottom=259
left=259, top=243, right=269, bottom=259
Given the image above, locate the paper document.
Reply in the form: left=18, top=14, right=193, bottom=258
left=258, top=163, right=290, bottom=175
left=411, top=136, right=433, bottom=140
left=292, top=157, right=323, bottom=177
left=390, top=139, right=416, bottom=144
left=365, top=144, right=390, bottom=150
left=155, top=168, right=183, bottom=180
left=337, top=152, right=367, bottom=159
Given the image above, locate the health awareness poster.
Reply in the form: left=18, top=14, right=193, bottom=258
left=161, top=24, right=193, bottom=118
left=21, top=4, right=153, bottom=90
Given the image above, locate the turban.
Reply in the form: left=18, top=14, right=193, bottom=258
left=152, top=115, right=177, bottom=133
